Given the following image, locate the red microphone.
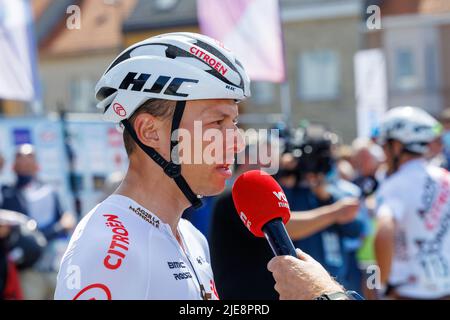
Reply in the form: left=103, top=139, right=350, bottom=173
left=232, top=170, right=297, bottom=257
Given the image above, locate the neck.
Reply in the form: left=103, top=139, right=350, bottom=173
left=115, top=158, right=190, bottom=236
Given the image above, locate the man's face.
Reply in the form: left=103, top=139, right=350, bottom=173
left=175, top=99, right=244, bottom=196
left=13, top=153, right=39, bottom=177
left=353, top=149, right=378, bottom=177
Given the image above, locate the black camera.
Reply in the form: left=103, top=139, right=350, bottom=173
left=277, top=124, right=339, bottom=183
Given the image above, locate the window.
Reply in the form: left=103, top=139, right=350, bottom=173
left=394, top=47, right=418, bottom=91
left=70, top=78, right=96, bottom=112
left=250, top=81, right=276, bottom=105
left=298, top=50, right=340, bottom=101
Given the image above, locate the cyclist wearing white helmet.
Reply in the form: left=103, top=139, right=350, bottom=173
left=374, top=106, right=450, bottom=299
left=55, top=32, right=250, bottom=300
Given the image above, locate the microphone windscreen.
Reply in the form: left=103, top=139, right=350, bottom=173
left=232, top=170, right=291, bottom=237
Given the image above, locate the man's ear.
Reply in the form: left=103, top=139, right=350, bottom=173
left=133, top=113, right=163, bottom=149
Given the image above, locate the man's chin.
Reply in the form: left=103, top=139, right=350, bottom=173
left=200, top=180, right=227, bottom=197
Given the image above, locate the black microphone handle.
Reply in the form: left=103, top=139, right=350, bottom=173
left=262, top=218, right=297, bottom=257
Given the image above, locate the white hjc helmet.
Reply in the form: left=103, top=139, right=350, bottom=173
left=95, top=32, right=251, bottom=208
left=378, top=106, right=442, bottom=155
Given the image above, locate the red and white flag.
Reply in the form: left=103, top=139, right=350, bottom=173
left=197, top=0, right=285, bottom=83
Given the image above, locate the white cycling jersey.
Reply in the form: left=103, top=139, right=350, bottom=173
left=54, top=195, right=219, bottom=300
left=376, top=159, right=450, bottom=298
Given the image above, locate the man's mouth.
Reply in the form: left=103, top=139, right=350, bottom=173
left=215, top=163, right=233, bottom=178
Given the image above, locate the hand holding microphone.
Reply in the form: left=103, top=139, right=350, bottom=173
left=267, top=248, right=345, bottom=300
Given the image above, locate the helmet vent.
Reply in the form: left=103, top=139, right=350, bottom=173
left=96, top=87, right=117, bottom=100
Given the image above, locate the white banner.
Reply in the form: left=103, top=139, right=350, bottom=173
left=354, top=49, right=388, bottom=138
left=197, top=0, right=285, bottom=83
left=0, top=0, right=39, bottom=101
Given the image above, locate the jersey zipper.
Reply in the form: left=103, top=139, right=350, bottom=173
left=168, top=226, right=209, bottom=300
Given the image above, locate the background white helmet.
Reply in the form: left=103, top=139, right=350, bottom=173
left=378, top=106, right=442, bottom=154
left=95, top=32, right=251, bottom=123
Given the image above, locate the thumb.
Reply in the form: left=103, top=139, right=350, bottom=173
left=267, top=256, right=278, bottom=272
left=296, top=248, right=312, bottom=261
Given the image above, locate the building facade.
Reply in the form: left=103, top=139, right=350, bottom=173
left=11, top=0, right=450, bottom=143
left=365, top=0, right=450, bottom=116
left=35, top=0, right=137, bottom=114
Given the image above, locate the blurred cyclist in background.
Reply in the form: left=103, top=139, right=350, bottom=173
left=375, top=106, right=450, bottom=299
left=1, top=144, right=75, bottom=241
left=1, top=144, right=75, bottom=299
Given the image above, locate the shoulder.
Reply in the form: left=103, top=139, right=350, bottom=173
left=427, top=163, right=450, bottom=179
left=56, top=198, right=150, bottom=299
left=377, top=171, right=403, bottom=197
left=65, top=197, right=148, bottom=267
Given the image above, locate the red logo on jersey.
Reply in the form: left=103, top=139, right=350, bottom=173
left=113, top=103, right=127, bottom=117
left=73, top=283, right=112, bottom=300
left=424, top=169, right=450, bottom=230
left=103, top=214, right=129, bottom=270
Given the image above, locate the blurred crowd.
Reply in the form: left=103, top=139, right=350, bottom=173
left=0, top=144, right=76, bottom=299
left=2, top=108, right=450, bottom=300
left=194, top=108, right=450, bottom=300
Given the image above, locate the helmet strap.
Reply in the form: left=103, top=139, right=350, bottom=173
left=121, top=100, right=202, bottom=209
